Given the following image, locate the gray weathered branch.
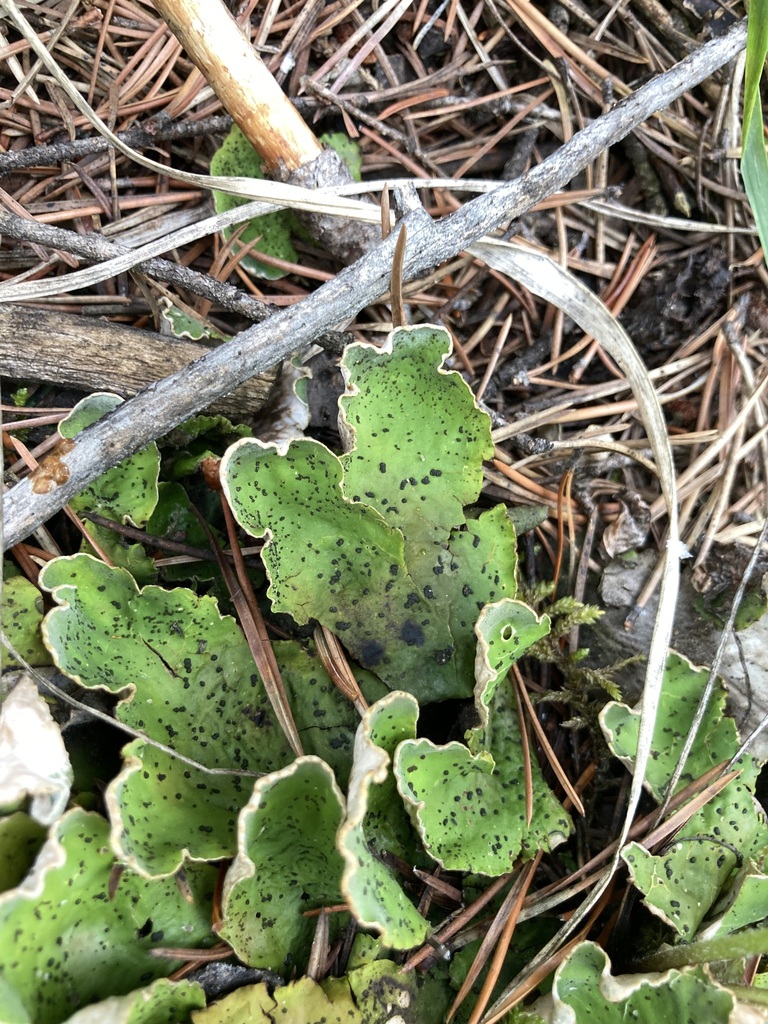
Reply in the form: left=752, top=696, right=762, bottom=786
left=0, top=214, right=350, bottom=353
left=0, top=215, right=271, bottom=322
left=2, top=19, right=748, bottom=550
left=0, top=115, right=234, bottom=174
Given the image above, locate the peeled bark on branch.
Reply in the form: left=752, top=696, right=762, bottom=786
left=153, top=0, right=321, bottom=175
left=152, top=0, right=378, bottom=263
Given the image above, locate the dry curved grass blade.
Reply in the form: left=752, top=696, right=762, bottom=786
left=468, top=238, right=679, bottom=1020
left=0, top=201, right=304, bottom=302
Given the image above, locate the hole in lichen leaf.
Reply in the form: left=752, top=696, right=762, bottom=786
left=61, top=709, right=125, bottom=811
left=606, top=900, right=672, bottom=974
left=500, top=623, right=514, bottom=642
left=417, top=699, right=478, bottom=745
left=755, top=761, right=768, bottom=816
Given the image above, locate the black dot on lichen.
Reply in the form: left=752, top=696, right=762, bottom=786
left=401, top=621, right=425, bottom=647
left=360, top=639, right=385, bottom=667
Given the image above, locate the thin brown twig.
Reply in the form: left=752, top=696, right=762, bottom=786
left=513, top=665, right=585, bottom=817
left=466, top=853, right=542, bottom=1024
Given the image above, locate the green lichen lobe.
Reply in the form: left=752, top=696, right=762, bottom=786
left=221, top=324, right=519, bottom=702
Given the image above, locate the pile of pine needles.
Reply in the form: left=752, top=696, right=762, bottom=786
left=0, top=0, right=766, bottom=1017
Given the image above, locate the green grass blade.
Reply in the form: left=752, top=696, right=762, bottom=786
left=742, top=1, right=768, bottom=257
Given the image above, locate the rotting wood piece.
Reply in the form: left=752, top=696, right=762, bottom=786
left=0, top=305, right=277, bottom=420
